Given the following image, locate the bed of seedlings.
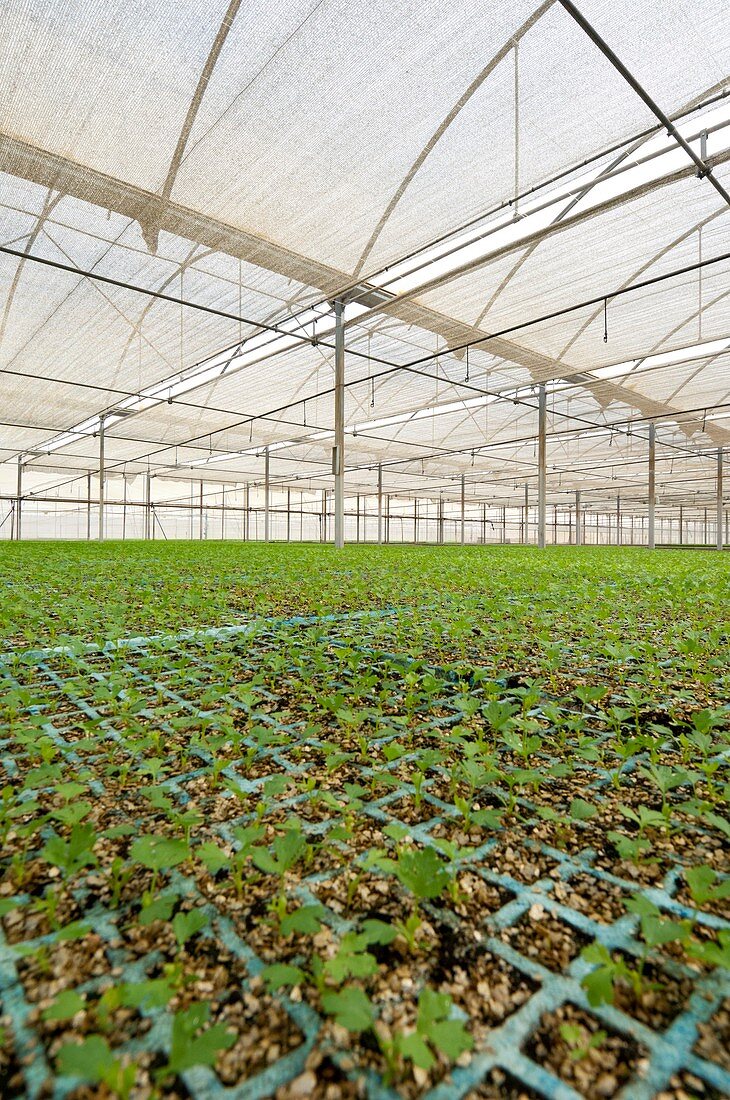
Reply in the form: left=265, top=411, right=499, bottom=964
left=0, top=543, right=728, bottom=1099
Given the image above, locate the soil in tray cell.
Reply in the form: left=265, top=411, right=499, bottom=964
left=610, top=954, right=695, bottom=1031
left=553, top=871, right=628, bottom=924
left=500, top=906, right=591, bottom=972
left=656, top=1070, right=728, bottom=1099
left=524, top=1002, right=647, bottom=1099
left=693, top=996, right=730, bottom=1072
left=465, top=1065, right=542, bottom=1098
left=0, top=1013, right=26, bottom=1097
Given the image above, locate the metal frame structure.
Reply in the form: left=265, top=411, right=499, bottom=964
left=0, top=0, right=728, bottom=548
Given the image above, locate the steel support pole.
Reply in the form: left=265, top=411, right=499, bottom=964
left=575, top=490, right=582, bottom=547
left=199, top=481, right=204, bottom=540
left=414, top=498, right=418, bottom=543
left=86, top=472, right=91, bottom=540
left=616, top=494, right=621, bottom=546
left=286, top=488, right=291, bottom=543
left=145, top=473, right=151, bottom=540
left=523, top=485, right=529, bottom=544
left=377, top=465, right=383, bottom=545
left=221, top=487, right=226, bottom=540
left=98, top=416, right=105, bottom=541
left=537, top=384, right=546, bottom=549
left=245, top=484, right=250, bottom=540
left=460, top=474, right=466, bottom=545
left=333, top=299, right=345, bottom=549
left=15, top=459, right=22, bottom=542
left=679, top=503, right=683, bottom=545
left=717, top=449, right=724, bottom=551
left=648, top=422, right=656, bottom=549
left=264, top=447, right=270, bottom=542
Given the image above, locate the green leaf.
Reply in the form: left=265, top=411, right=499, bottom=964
left=321, top=986, right=375, bottom=1032
left=393, top=846, right=450, bottom=900
left=360, top=919, right=398, bottom=946
left=428, top=1018, right=473, bottom=1061
left=172, top=908, right=208, bottom=947
left=139, top=892, right=177, bottom=926
left=273, top=828, right=307, bottom=872
left=471, top=807, right=503, bottom=829
left=399, top=1031, right=435, bottom=1070
left=568, top=798, right=597, bottom=821
left=43, top=990, right=85, bottom=1021
left=197, top=841, right=230, bottom=875
left=280, top=904, right=325, bottom=936
left=57, top=1035, right=111, bottom=1081
left=260, top=963, right=306, bottom=991
left=167, top=1003, right=235, bottom=1073
left=416, top=986, right=451, bottom=1031
left=54, top=920, right=91, bottom=942
left=130, top=835, right=189, bottom=872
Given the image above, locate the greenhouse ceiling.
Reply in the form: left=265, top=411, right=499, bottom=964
left=0, top=0, right=729, bottom=527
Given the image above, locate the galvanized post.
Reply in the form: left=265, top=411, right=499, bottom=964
left=616, top=494, right=621, bottom=546
left=199, top=481, right=204, bottom=540
left=145, top=473, right=151, bottom=540
left=86, top=472, right=91, bottom=540
left=377, top=465, right=383, bottom=545
left=264, top=447, right=270, bottom=542
left=537, top=384, right=546, bottom=548
left=333, top=299, right=345, bottom=549
left=679, top=503, right=683, bottom=545
left=15, top=459, right=22, bottom=541
left=648, top=422, right=656, bottom=549
left=717, top=449, right=724, bottom=551
left=523, top=484, right=529, bottom=544
left=286, top=488, right=291, bottom=542
left=575, top=489, right=582, bottom=547
left=414, top=497, right=418, bottom=543
left=244, top=483, right=250, bottom=541
left=98, top=415, right=105, bottom=541
left=460, top=473, right=465, bottom=545
left=221, top=487, right=226, bottom=540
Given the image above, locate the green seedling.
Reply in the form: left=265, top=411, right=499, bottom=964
left=57, top=1035, right=136, bottom=1099
left=559, top=1021, right=606, bottom=1062
left=155, top=1002, right=235, bottom=1083
left=129, top=834, right=190, bottom=907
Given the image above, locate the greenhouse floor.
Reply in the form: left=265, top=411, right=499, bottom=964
left=0, top=543, right=728, bottom=1100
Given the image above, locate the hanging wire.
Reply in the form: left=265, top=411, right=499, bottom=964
left=698, top=225, right=703, bottom=342
left=180, top=270, right=184, bottom=367
left=238, top=257, right=243, bottom=345
left=368, top=334, right=374, bottom=407
left=603, top=297, right=608, bottom=343
left=513, top=39, right=520, bottom=219
left=465, top=345, right=470, bottom=383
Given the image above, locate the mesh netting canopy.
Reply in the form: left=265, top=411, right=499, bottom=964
left=0, top=0, right=728, bottom=526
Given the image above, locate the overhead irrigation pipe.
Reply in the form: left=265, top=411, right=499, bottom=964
left=557, top=0, right=730, bottom=210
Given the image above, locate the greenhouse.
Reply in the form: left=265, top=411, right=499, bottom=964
left=0, top=1, right=728, bottom=1097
